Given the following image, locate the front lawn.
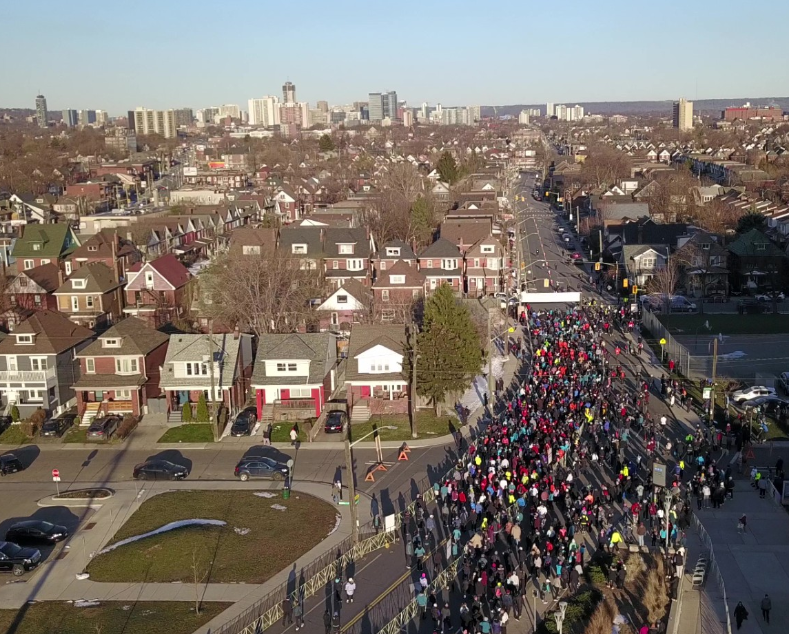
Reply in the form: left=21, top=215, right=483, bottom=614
left=350, top=411, right=458, bottom=441
left=657, top=313, right=789, bottom=336
left=0, top=424, right=33, bottom=445
left=158, top=423, right=214, bottom=443
left=63, top=428, right=91, bottom=443
left=87, top=490, right=337, bottom=584
left=0, top=601, right=230, bottom=634
left=270, top=421, right=309, bottom=443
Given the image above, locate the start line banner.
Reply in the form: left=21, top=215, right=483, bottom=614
left=518, top=292, right=581, bottom=304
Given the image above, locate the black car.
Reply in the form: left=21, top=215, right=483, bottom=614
left=324, top=410, right=346, bottom=434
left=0, top=416, right=11, bottom=434
left=0, top=454, right=24, bottom=476
left=40, top=414, right=77, bottom=438
left=230, top=408, right=257, bottom=437
left=0, top=541, right=41, bottom=576
left=86, top=416, right=121, bottom=441
left=6, top=520, right=68, bottom=545
left=234, top=457, right=288, bottom=481
left=133, top=460, right=189, bottom=480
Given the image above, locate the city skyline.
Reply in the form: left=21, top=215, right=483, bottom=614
left=4, top=0, right=789, bottom=114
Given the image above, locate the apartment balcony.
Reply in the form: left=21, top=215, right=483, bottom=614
left=0, top=366, right=57, bottom=384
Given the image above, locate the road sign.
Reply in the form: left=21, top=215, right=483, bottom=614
left=659, top=338, right=667, bottom=346
left=52, top=469, right=60, bottom=481
left=508, top=327, right=515, bottom=333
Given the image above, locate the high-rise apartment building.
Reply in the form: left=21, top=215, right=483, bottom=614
left=131, top=107, right=177, bottom=138
left=79, top=110, right=97, bottom=126
left=62, top=109, right=78, bottom=127
left=196, top=107, right=220, bottom=125
left=368, top=93, right=384, bottom=121
left=35, top=95, right=48, bottom=128
left=105, top=128, right=137, bottom=155
left=317, top=100, right=329, bottom=113
left=282, top=82, right=296, bottom=104
left=248, top=97, right=280, bottom=126
left=518, top=110, right=530, bottom=125
left=546, top=102, right=555, bottom=118
left=468, top=105, right=481, bottom=124
left=218, top=104, right=240, bottom=120
left=95, top=110, right=108, bottom=125
left=673, top=98, right=694, bottom=131
left=173, top=108, right=193, bottom=127
left=403, top=110, right=414, bottom=127
left=383, top=91, right=398, bottom=120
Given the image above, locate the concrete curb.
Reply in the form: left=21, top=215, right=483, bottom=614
left=37, top=488, right=115, bottom=508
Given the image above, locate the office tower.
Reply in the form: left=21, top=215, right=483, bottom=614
left=218, top=104, right=240, bottom=119
left=546, top=102, right=555, bottom=118
left=282, top=82, right=296, bottom=104
left=174, top=108, right=193, bottom=127
left=95, top=110, right=108, bottom=125
left=317, top=100, right=329, bottom=113
left=420, top=102, right=428, bottom=120
left=368, top=93, right=384, bottom=121
left=62, top=109, right=78, bottom=127
left=519, top=110, right=530, bottom=125
left=383, top=91, right=398, bottom=119
left=673, top=98, right=694, bottom=131
left=79, top=110, right=97, bottom=126
left=330, top=111, right=347, bottom=124
left=35, top=94, right=48, bottom=128
left=132, top=107, right=177, bottom=138
left=248, top=97, right=280, bottom=126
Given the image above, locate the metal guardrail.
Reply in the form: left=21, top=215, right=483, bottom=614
left=692, top=513, right=733, bottom=634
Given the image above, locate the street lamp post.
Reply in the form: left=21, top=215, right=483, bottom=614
left=555, top=601, right=569, bottom=634
left=532, top=589, right=539, bottom=634
left=663, top=488, right=674, bottom=554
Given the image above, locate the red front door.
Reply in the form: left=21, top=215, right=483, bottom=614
left=360, top=386, right=371, bottom=398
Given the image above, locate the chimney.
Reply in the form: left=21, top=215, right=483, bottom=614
left=233, top=326, right=240, bottom=340
left=58, top=269, right=64, bottom=286
left=637, top=224, right=644, bottom=245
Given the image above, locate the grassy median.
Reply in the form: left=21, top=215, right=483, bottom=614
left=87, top=490, right=337, bottom=584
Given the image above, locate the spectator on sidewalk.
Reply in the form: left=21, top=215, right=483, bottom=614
left=344, top=577, right=356, bottom=603
left=761, top=594, right=771, bottom=624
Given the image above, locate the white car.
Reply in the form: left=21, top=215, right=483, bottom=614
left=755, top=292, right=785, bottom=302
left=732, top=386, right=777, bottom=403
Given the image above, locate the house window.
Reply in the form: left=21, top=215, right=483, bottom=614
left=145, top=271, right=154, bottom=288
left=333, top=260, right=339, bottom=270
left=115, top=389, right=131, bottom=399
left=86, top=358, right=95, bottom=373
left=385, top=247, right=400, bottom=257
left=390, top=274, right=405, bottom=284
left=24, top=260, right=34, bottom=270
left=756, top=243, right=766, bottom=251
left=700, top=243, right=710, bottom=250
left=34, top=294, right=41, bottom=306
left=380, top=261, right=387, bottom=270
left=30, top=357, right=47, bottom=371
left=185, top=362, right=208, bottom=376
left=16, top=335, right=33, bottom=345
left=242, top=245, right=261, bottom=255
left=289, top=387, right=311, bottom=398
left=481, top=245, right=494, bottom=254
left=441, top=259, right=456, bottom=270
left=382, top=290, right=390, bottom=302
left=381, top=309, right=395, bottom=322
left=641, top=258, right=656, bottom=269
left=412, top=289, right=421, bottom=299
left=26, top=389, right=43, bottom=402
left=40, top=259, right=50, bottom=265
left=337, top=294, right=348, bottom=304
left=275, top=363, right=298, bottom=372
left=347, top=259, right=364, bottom=271
left=338, top=244, right=354, bottom=254
left=487, top=258, right=499, bottom=270
left=473, top=259, right=480, bottom=268
left=103, top=338, right=120, bottom=347
left=86, top=296, right=95, bottom=309
left=71, top=296, right=79, bottom=312
left=425, top=260, right=433, bottom=268
left=32, top=243, right=41, bottom=251
left=7, top=356, right=16, bottom=371
left=291, top=244, right=307, bottom=254
left=116, top=358, right=139, bottom=374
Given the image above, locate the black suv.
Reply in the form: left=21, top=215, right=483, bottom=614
left=0, top=541, right=42, bottom=576
left=230, top=407, right=257, bottom=437
left=0, top=454, right=24, bottom=476
left=86, top=416, right=121, bottom=441
left=40, top=414, right=77, bottom=438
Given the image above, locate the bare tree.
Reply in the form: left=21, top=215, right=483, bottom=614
left=199, top=248, right=320, bottom=337
left=646, top=251, right=681, bottom=312
left=689, top=198, right=740, bottom=235
left=191, top=546, right=209, bottom=615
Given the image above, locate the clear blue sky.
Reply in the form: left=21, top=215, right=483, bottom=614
left=4, top=0, right=788, bottom=115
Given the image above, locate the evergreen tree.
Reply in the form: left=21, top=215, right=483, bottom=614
left=195, top=392, right=210, bottom=422
left=406, top=284, right=483, bottom=415
left=736, top=211, right=767, bottom=234
left=181, top=402, right=193, bottom=423
left=436, top=151, right=459, bottom=185
left=319, top=134, right=335, bottom=152
left=410, top=196, right=435, bottom=246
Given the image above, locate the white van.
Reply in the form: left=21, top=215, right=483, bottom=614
left=640, top=294, right=696, bottom=312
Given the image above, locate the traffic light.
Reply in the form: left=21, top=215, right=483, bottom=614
left=595, top=262, right=601, bottom=271
left=623, top=278, right=629, bottom=288
left=632, top=285, right=638, bottom=295
left=544, top=279, right=549, bottom=288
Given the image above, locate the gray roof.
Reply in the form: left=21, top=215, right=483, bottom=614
left=252, top=333, right=332, bottom=386
left=376, top=239, right=416, bottom=261
left=323, top=228, right=372, bottom=258
left=598, top=201, right=650, bottom=219
left=159, top=332, right=251, bottom=389
left=78, top=317, right=169, bottom=357
left=345, top=325, right=407, bottom=383
left=279, top=226, right=325, bottom=257
left=622, top=244, right=668, bottom=265
left=419, top=237, right=462, bottom=259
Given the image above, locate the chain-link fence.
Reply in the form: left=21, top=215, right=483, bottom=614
left=692, top=514, right=733, bottom=634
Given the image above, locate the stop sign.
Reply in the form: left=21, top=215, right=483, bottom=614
left=52, top=469, right=59, bottom=479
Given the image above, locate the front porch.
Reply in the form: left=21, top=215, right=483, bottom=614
left=348, top=383, right=409, bottom=418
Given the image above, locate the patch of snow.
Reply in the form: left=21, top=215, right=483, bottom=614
left=123, top=605, right=132, bottom=611
left=270, top=504, right=288, bottom=511
left=234, top=527, right=251, bottom=536
left=719, top=351, right=747, bottom=360
left=250, top=422, right=262, bottom=436
left=75, top=600, right=101, bottom=608
left=328, top=513, right=342, bottom=537
left=75, top=573, right=89, bottom=581
left=220, top=420, right=233, bottom=439
left=254, top=491, right=276, bottom=498
left=97, top=519, right=226, bottom=555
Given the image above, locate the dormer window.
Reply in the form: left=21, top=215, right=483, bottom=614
left=390, top=274, right=406, bottom=284
left=481, top=245, right=495, bottom=254
left=72, top=279, right=87, bottom=289
left=102, top=338, right=121, bottom=348
left=756, top=243, right=766, bottom=251
left=32, top=243, right=41, bottom=251
left=338, top=244, right=354, bottom=255
left=292, top=244, right=307, bottom=254
left=88, top=245, right=98, bottom=252
left=385, top=247, right=401, bottom=257
left=700, top=243, right=710, bottom=250
left=337, top=294, right=348, bottom=304
left=15, top=334, right=33, bottom=345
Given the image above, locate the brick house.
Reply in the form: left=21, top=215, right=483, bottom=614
left=464, top=237, right=504, bottom=297
left=123, top=254, right=192, bottom=328
left=11, top=224, right=80, bottom=272
left=73, top=317, right=169, bottom=420
left=53, top=262, right=125, bottom=329
left=315, top=280, right=371, bottom=333
left=274, top=188, right=299, bottom=223
left=372, top=239, right=417, bottom=283
left=323, top=227, right=375, bottom=288
left=66, top=230, right=141, bottom=279
left=418, top=238, right=463, bottom=296
left=5, top=263, right=61, bottom=314
left=372, top=260, right=425, bottom=322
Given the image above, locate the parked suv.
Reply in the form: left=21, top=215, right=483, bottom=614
left=86, top=416, right=121, bottom=441
left=0, top=541, right=42, bottom=576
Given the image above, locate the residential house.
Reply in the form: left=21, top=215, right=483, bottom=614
left=464, top=237, right=504, bottom=297
left=431, top=181, right=451, bottom=201
left=372, top=260, right=425, bottom=322
left=11, top=224, right=80, bottom=272
left=418, top=238, right=463, bottom=296
left=228, top=226, right=278, bottom=256
left=66, top=230, right=141, bottom=278
left=372, top=240, right=417, bottom=282
left=251, top=333, right=337, bottom=420
left=440, top=220, right=494, bottom=254
left=279, top=226, right=324, bottom=274
left=123, top=254, right=192, bottom=327
left=675, top=231, right=729, bottom=299
left=5, top=263, right=60, bottom=314
left=345, top=324, right=409, bottom=418
left=315, top=280, right=371, bottom=333
left=73, top=317, right=169, bottom=420
left=621, top=244, right=669, bottom=288
left=596, top=199, right=650, bottom=228
left=323, top=227, right=375, bottom=288
left=273, top=188, right=299, bottom=223
left=727, top=229, right=788, bottom=293
left=0, top=311, right=94, bottom=417
left=159, top=331, right=254, bottom=422
left=53, top=262, right=124, bottom=329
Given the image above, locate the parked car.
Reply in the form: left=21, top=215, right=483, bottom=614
left=570, top=252, right=583, bottom=262
left=0, top=454, right=24, bottom=476
left=324, top=410, right=346, bottom=434
left=40, top=414, right=76, bottom=438
left=779, top=372, right=789, bottom=393
left=732, top=386, right=777, bottom=403
left=741, top=396, right=789, bottom=413
left=0, top=416, right=11, bottom=434
left=755, top=292, right=785, bottom=302
left=0, top=541, right=42, bottom=576
left=5, top=520, right=68, bottom=545
left=86, top=416, right=121, bottom=441
left=234, top=457, right=288, bottom=481
left=230, top=408, right=257, bottom=437
left=639, top=295, right=696, bottom=313
left=133, top=460, right=189, bottom=480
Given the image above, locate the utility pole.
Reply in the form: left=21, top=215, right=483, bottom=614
left=408, top=323, right=418, bottom=439
left=344, top=431, right=359, bottom=544
left=487, top=306, right=494, bottom=409
left=710, top=337, right=718, bottom=421
left=207, top=321, right=219, bottom=441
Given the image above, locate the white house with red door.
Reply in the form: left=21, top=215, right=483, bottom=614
left=252, top=333, right=337, bottom=421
